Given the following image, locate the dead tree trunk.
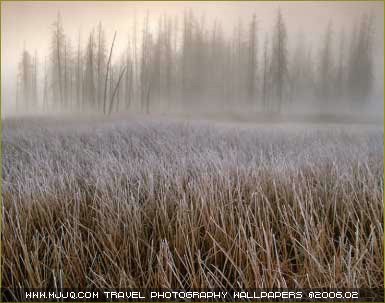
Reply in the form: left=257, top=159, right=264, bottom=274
left=108, top=66, right=127, bottom=115
left=103, top=31, right=117, bottom=114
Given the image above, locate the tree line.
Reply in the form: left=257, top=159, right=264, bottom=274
left=16, top=9, right=375, bottom=115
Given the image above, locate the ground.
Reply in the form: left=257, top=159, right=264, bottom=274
left=1, top=114, right=383, bottom=291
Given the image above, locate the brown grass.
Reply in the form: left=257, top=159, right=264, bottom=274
left=2, top=118, right=383, bottom=289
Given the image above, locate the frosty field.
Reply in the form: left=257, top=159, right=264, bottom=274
left=1, top=116, right=384, bottom=290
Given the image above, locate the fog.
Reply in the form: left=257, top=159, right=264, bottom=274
left=2, top=1, right=384, bottom=121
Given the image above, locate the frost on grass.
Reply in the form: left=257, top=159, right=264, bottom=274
left=2, top=117, right=384, bottom=289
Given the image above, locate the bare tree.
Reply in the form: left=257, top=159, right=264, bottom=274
left=133, top=10, right=138, bottom=107
left=75, top=30, right=82, bottom=109
left=317, top=21, right=334, bottom=103
left=262, top=34, right=269, bottom=110
left=108, top=65, right=127, bottom=115
left=141, top=11, right=151, bottom=112
left=52, top=12, right=65, bottom=106
left=164, top=16, right=173, bottom=104
left=347, top=13, right=374, bottom=105
left=32, top=50, right=38, bottom=108
left=103, top=31, right=117, bottom=114
left=247, top=14, right=257, bottom=102
left=335, top=29, right=345, bottom=99
left=64, top=39, right=68, bottom=106
left=19, top=48, right=32, bottom=109
left=43, top=57, right=49, bottom=111
left=270, top=9, right=288, bottom=112
left=15, top=74, right=20, bottom=112
left=96, top=22, right=106, bottom=111
left=84, top=31, right=96, bottom=108
left=290, top=31, right=309, bottom=104
left=125, top=42, right=133, bottom=110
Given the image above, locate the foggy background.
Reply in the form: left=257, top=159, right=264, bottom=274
left=2, top=1, right=384, bottom=119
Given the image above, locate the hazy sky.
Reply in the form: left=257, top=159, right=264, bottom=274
left=1, top=1, right=384, bottom=114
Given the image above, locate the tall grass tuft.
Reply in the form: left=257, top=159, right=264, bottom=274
left=2, top=118, right=383, bottom=289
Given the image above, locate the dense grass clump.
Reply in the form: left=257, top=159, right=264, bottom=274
left=2, top=117, right=383, bottom=289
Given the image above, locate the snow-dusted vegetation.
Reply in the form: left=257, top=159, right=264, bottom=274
left=2, top=116, right=383, bottom=289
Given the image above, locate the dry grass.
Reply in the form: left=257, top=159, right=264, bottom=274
left=2, top=117, right=383, bottom=289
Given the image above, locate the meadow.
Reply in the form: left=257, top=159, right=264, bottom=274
left=2, top=115, right=383, bottom=290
